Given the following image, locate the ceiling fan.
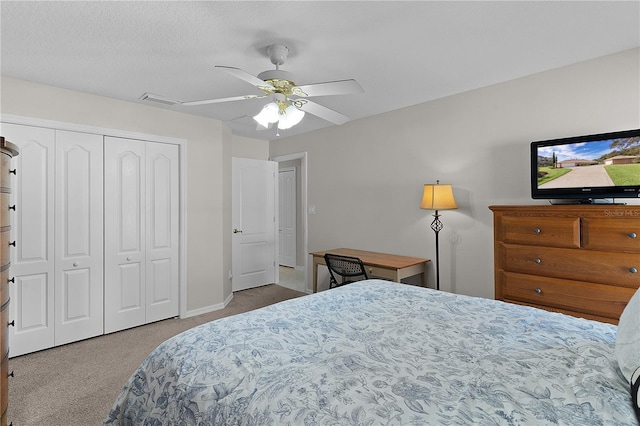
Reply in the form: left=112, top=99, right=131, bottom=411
left=140, top=44, right=364, bottom=130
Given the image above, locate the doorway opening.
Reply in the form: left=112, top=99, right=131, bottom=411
left=271, top=152, right=308, bottom=293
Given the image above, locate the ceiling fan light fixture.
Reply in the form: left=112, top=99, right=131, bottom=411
left=253, top=102, right=280, bottom=128
left=278, top=104, right=305, bottom=130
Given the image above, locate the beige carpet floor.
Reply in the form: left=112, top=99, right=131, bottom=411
left=8, top=284, right=304, bottom=426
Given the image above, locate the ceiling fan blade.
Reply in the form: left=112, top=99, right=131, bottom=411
left=181, top=94, right=266, bottom=106
left=215, top=66, right=273, bottom=90
left=294, top=79, right=363, bottom=97
left=297, top=99, right=350, bottom=125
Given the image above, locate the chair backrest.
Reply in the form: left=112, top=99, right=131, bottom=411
left=324, top=253, right=368, bottom=288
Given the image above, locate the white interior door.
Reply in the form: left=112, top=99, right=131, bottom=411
left=2, top=123, right=55, bottom=357
left=104, top=137, right=146, bottom=333
left=54, top=130, right=103, bottom=346
left=232, top=157, right=277, bottom=292
left=278, top=168, right=296, bottom=267
left=145, top=142, right=179, bottom=323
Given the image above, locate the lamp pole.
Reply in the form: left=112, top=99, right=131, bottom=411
left=430, top=210, right=444, bottom=291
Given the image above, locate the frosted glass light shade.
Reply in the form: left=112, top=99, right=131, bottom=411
left=421, top=183, right=457, bottom=210
left=253, top=102, right=280, bottom=128
left=278, top=104, right=305, bottom=130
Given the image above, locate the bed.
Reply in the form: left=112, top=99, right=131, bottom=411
left=104, top=280, right=639, bottom=425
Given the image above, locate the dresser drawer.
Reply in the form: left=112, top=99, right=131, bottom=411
left=0, top=231, right=9, bottom=267
left=500, top=271, right=635, bottom=321
left=0, top=266, right=8, bottom=308
left=0, top=351, right=7, bottom=424
left=0, top=153, right=11, bottom=191
left=0, top=193, right=9, bottom=231
left=500, top=216, right=580, bottom=248
left=582, top=217, right=640, bottom=253
left=502, top=243, right=640, bottom=288
left=0, top=302, right=7, bottom=359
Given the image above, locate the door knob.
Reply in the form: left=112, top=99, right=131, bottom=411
left=233, top=229, right=243, bottom=234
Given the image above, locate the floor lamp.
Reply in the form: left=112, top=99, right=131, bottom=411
left=420, top=181, right=457, bottom=291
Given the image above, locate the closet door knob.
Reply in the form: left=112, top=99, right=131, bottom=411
left=8, top=371, right=14, bottom=378
left=9, top=169, right=16, bottom=175
left=629, top=232, right=637, bottom=239
left=8, top=320, right=14, bottom=327
left=8, top=277, right=14, bottom=284
left=8, top=205, right=15, bottom=211
left=8, top=241, right=15, bottom=247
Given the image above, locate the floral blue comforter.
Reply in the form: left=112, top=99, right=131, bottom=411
left=104, top=280, right=636, bottom=425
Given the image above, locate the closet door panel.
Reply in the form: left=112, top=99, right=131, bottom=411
left=145, top=143, right=179, bottom=322
left=1, top=123, right=55, bottom=357
left=104, top=137, right=146, bottom=333
left=54, top=130, right=103, bottom=346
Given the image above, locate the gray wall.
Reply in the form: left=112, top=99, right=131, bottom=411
left=270, top=48, right=640, bottom=296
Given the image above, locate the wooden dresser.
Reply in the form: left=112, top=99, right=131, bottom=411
left=0, top=137, right=18, bottom=426
left=490, top=205, right=639, bottom=324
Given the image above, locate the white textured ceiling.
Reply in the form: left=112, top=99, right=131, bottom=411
left=1, top=1, right=639, bottom=141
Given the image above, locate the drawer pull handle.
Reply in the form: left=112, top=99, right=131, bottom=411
left=126, top=257, right=131, bottom=261
left=73, top=262, right=79, bottom=267
left=534, top=258, right=541, bottom=264
left=533, top=228, right=541, bottom=234
left=630, top=267, right=638, bottom=274
left=8, top=320, right=14, bottom=327
left=8, top=241, right=15, bottom=247
left=9, top=169, right=16, bottom=175
left=535, top=288, right=542, bottom=294
left=629, top=232, right=637, bottom=239
left=8, top=277, right=14, bottom=284
left=8, top=205, right=15, bottom=211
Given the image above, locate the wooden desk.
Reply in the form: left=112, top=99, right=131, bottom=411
left=310, top=248, right=430, bottom=293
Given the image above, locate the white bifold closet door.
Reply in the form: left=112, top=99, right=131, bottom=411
left=3, top=123, right=104, bottom=356
left=54, top=130, right=104, bottom=346
left=104, top=137, right=179, bottom=334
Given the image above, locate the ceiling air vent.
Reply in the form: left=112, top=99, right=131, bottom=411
left=138, top=92, right=181, bottom=105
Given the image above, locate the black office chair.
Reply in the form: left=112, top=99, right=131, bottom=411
left=324, top=253, right=368, bottom=289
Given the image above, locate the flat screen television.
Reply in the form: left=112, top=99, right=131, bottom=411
left=531, top=128, right=640, bottom=203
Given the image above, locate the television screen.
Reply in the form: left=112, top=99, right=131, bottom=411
left=531, top=129, right=640, bottom=202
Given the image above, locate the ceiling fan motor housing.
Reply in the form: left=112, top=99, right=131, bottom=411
left=267, top=44, right=289, bottom=66
left=257, top=69, right=297, bottom=87
left=259, top=44, right=298, bottom=93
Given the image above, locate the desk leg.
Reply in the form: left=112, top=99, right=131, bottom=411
left=313, top=257, right=319, bottom=293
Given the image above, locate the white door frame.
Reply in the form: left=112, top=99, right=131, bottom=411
left=271, top=152, right=308, bottom=293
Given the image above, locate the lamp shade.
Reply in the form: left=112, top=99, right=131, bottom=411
left=421, top=182, right=457, bottom=210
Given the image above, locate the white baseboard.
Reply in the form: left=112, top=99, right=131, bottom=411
left=181, top=291, right=234, bottom=319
